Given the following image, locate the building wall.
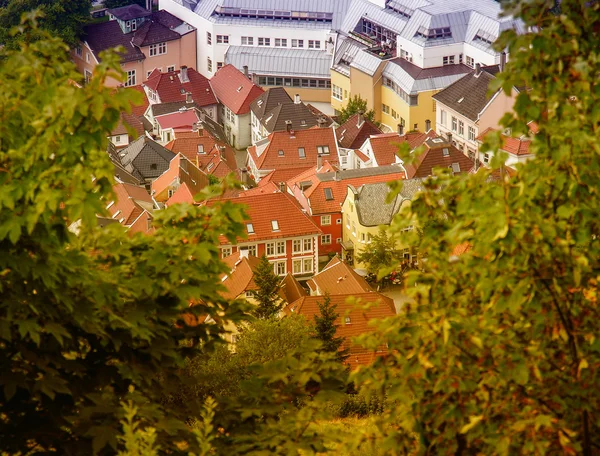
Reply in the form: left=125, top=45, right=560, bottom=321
left=478, top=87, right=518, bottom=131
left=436, top=103, right=479, bottom=158
left=397, top=40, right=499, bottom=70
left=221, top=112, right=252, bottom=150
left=330, top=70, right=351, bottom=113
left=138, top=30, right=197, bottom=80
left=312, top=212, right=343, bottom=257
left=348, top=66, right=378, bottom=118
left=220, top=235, right=320, bottom=278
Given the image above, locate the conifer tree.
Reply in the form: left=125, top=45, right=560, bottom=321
left=250, top=255, right=283, bottom=319
left=313, top=293, right=349, bottom=363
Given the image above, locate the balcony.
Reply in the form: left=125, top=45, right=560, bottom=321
left=365, top=44, right=395, bottom=60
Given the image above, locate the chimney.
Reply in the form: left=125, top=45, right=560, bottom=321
left=317, top=153, right=322, bottom=170
left=425, top=119, right=431, bottom=131
left=475, top=63, right=481, bottom=77
left=334, top=170, right=340, bottom=181
left=294, top=93, right=301, bottom=104
left=218, top=145, right=225, bottom=161
left=241, top=168, right=249, bottom=185
left=243, top=65, right=249, bottom=79
left=500, top=51, right=507, bottom=72
left=185, top=92, right=193, bottom=104
left=317, top=117, right=327, bottom=128
left=446, top=132, right=452, bottom=143
left=146, top=0, right=152, bottom=11
left=397, top=123, right=404, bottom=135
left=179, top=65, right=189, bottom=83
left=357, top=110, right=364, bottom=128
left=285, top=120, right=293, bottom=134
left=279, top=182, right=286, bottom=193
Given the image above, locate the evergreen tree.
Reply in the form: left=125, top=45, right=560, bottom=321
left=313, top=293, right=349, bottom=363
left=338, top=95, right=376, bottom=125
left=250, top=255, right=283, bottom=319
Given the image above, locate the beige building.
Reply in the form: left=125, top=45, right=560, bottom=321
left=72, top=4, right=196, bottom=87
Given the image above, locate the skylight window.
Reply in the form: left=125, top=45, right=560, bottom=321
left=278, top=150, right=285, bottom=156
left=271, top=220, right=280, bottom=231
left=457, top=97, right=464, bottom=103
left=415, top=26, right=452, bottom=40
left=452, top=163, right=461, bottom=173
left=324, top=188, right=333, bottom=200
left=298, top=147, right=306, bottom=158
left=197, top=144, right=205, bottom=154
left=474, top=29, right=496, bottom=45
left=236, top=86, right=243, bottom=92
left=317, top=145, right=330, bottom=155
left=247, top=223, right=255, bottom=234
left=442, top=148, right=449, bottom=157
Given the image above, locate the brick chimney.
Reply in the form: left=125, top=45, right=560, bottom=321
left=243, top=65, right=249, bottom=79
left=317, top=153, right=322, bottom=170
left=475, top=63, right=481, bottom=77
left=398, top=123, right=404, bottom=135
left=185, top=92, right=193, bottom=104
left=279, top=182, right=286, bottom=193
left=446, top=132, right=452, bottom=143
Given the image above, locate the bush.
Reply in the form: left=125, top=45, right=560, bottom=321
left=326, top=393, right=386, bottom=418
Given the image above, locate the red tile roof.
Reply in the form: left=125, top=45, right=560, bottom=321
left=155, top=110, right=199, bottom=130
left=336, top=113, right=383, bottom=149
left=210, top=191, right=321, bottom=244
left=289, top=165, right=405, bottom=215
left=151, top=154, right=210, bottom=201
left=477, top=128, right=533, bottom=156
left=107, top=182, right=154, bottom=230
left=403, top=137, right=474, bottom=178
left=248, top=127, right=338, bottom=171
left=126, top=85, right=150, bottom=117
left=144, top=68, right=217, bottom=106
left=220, top=252, right=262, bottom=300
left=307, top=256, right=374, bottom=295
left=166, top=182, right=194, bottom=206
left=451, top=242, right=472, bottom=257
left=209, top=64, right=264, bottom=115
left=366, top=131, right=437, bottom=166
left=283, top=292, right=395, bottom=366
left=280, top=273, right=308, bottom=303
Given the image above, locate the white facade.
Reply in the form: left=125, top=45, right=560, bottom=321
left=397, top=39, right=501, bottom=70
left=220, top=108, right=252, bottom=150
left=435, top=105, right=479, bottom=160
left=159, top=0, right=332, bottom=79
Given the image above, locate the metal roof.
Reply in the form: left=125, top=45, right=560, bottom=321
left=349, top=49, right=385, bottom=76
left=331, top=35, right=367, bottom=77
left=225, top=46, right=332, bottom=78
left=382, top=59, right=471, bottom=94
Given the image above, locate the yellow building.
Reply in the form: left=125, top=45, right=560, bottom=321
left=331, top=37, right=472, bottom=135
left=340, top=179, right=423, bottom=271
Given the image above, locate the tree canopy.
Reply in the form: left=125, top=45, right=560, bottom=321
left=356, top=227, right=403, bottom=276
left=337, top=95, right=376, bottom=125
left=350, top=0, right=600, bottom=453
left=0, top=0, right=91, bottom=47
left=250, top=255, right=284, bottom=319
left=313, top=293, right=349, bottom=363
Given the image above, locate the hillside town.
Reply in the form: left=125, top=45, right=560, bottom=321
left=67, top=0, right=536, bottom=366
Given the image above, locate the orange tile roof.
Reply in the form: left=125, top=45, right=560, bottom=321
left=280, top=273, right=308, bottom=303
left=283, top=292, right=396, bottom=366
left=151, top=154, right=210, bottom=201
left=336, top=113, right=383, bottom=149
left=155, top=110, right=199, bottom=130
left=220, top=252, right=262, bottom=300
left=126, top=85, right=150, bottom=117
left=238, top=181, right=280, bottom=196
left=451, top=242, right=472, bottom=257
left=477, top=128, right=533, bottom=156
left=248, top=127, right=338, bottom=171
left=107, top=182, right=154, bottom=230
left=367, top=130, right=437, bottom=166
left=209, top=64, right=264, bottom=115
left=288, top=165, right=405, bottom=215
left=166, top=182, right=194, bottom=206
left=403, top=137, right=474, bottom=178
left=210, top=191, right=321, bottom=244
left=307, top=257, right=374, bottom=295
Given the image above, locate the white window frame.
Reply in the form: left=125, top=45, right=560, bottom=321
left=320, top=215, right=331, bottom=226
left=247, top=245, right=257, bottom=257
left=207, top=57, right=213, bottom=73
left=216, top=35, right=229, bottom=44
left=75, top=45, right=82, bottom=57
left=221, top=247, right=232, bottom=258
left=308, top=40, right=321, bottom=49
left=125, top=70, right=136, bottom=87
left=292, top=257, right=313, bottom=275
left=272, top=260, right=286, bottom=276
left=274, top=38, right=287, bottom=47
left=291, top=39, right=304, bottom=48
left=332, top=84, right=343, bottom=101
left=468, top=126, right=476, bottom=141
left=276, top=241, right=285, bottom=255
left=321, top=234, right=332, bottom=245
left=451, top=117, right=457, bottom=132
left=258, top=37, right=270, bottom=46
left=241, top=36, right=253, bottom=46
left=149, top=42, right=167, bottom=57
left=458, top=120, right=465, bottom=136
left=440, top=109, right=447, bottom=126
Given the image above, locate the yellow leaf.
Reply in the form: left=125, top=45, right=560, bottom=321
left=460, top=415, right=483, bottom=434
left=443, top=320, right=450, bottom=345
left=577, top=359, right=589, bottom=380
left=418, top=352, right=434, bottom=369
left=471, top=336, right=483, bottom=349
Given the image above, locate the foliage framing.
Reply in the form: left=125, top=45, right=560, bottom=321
left=351, top=1, right=600, bottom=454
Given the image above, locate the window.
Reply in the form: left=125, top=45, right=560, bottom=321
left=293, top=239, right=302, bottom=253
left=246, top=223, right=254, bottom=234
left=443, top=55, right=455, bottom=65
left=168, top=189, right=174, bottom=198
left=197, top=144, right=205, bottom=154
left=75, top=46, right=82, bottom=57
left=308, top=40, right=321, bottom=49
left=442, top=147, right=449, bottom=157
left=303, top=238, right=312, bottom=252
left=291, top=39, right=304, bottom=48
left=207, top=32, right=212, bottom=45
left=278, top=150, right=284, bottom=156
left=391, top=109, right=398, bottom=119
left=345, top=316, right=351, bottom=324
left=149, top=42, right=167, bottom=56
left=273, top=260, right=286, bottom=276
left=276, top=241, right=285, bottom=255
left=317, top=145, right=330, bottom=155
left=241, top=36, right=253, bottom=45
left=84, top=70, right=92, bottom=85
left=336, top=238, right=342, bottom=244
left=324, top=188, right=333, bottom=200
left=125, top=70, right=136, bottom=87
left=451, top=117, right=457, bottom=132
left=321, top=215, right=331, bottom=226
left=275, top=38, right=287, bottom=47
left=293, top=238, right=312, bottom=253
left=221, top=247, right=232, bottom=258
left=207, top=57, right=213, bottom=73
left=245, top=291, right=253, bottom=298
left=216, top=35, right=229, bottom=44
left=258, top=37, right=270, bottom=46
left=451, top=162, right=461, bottom=173
left=125, top=20, right=131, bottom=28
left=382, top=104, right=390, bottom=114
left=466, top=56, right=474, bottom=68
left=298, top=147, right=306, bottom=159
left=440, top=109, right=447, bottom=126
left=332, top=84, right=343, bottom=101
left=484, top=153, right=490, bottom=164
left=292, top=258, right=313, bottom=275
left=224, top=106, right=236, bottom=124
left=86, top=53, right=90, bottom=63
left=303, top=258, right=313, bottom=273
left=247, top=245, right=257, bottom=257
left=271, top=220, right=279, bottom=231
left=266, top=242, right=275, bottom=256
left=167, top=65, right=175, bottom=72
left=336, top=218, right=342, bottom=225
left=458, top=120, right=464, bottom=136
left=217, top=62, right=224, bottom=70
left=468, top=126, right=476, bottom=141
left=114, top=135, right=121, bottom=143
left=321, top=234, right=332, bottom=245
left=459, top=53, right=463, bottom=64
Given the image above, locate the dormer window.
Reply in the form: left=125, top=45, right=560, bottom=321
left=247, top=223, right=255, bottom=234
left=345, top=316, right=351, bottom=324
left=131, top=20, right=137, bottom=31
left=271, top=220, right=279, bottom=231
left=442, top=148, right=449, bottom=157
left=324, top=188, right=333, bottom=200
left=198, top=144, right=205, bottom=154
left=150, top=163, right=157, bottom=170
left=416, top=26, right=451, bottom=40
left=298, top=147, right=306, bottom=158
left=317, top=145, right=330, bottom=155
